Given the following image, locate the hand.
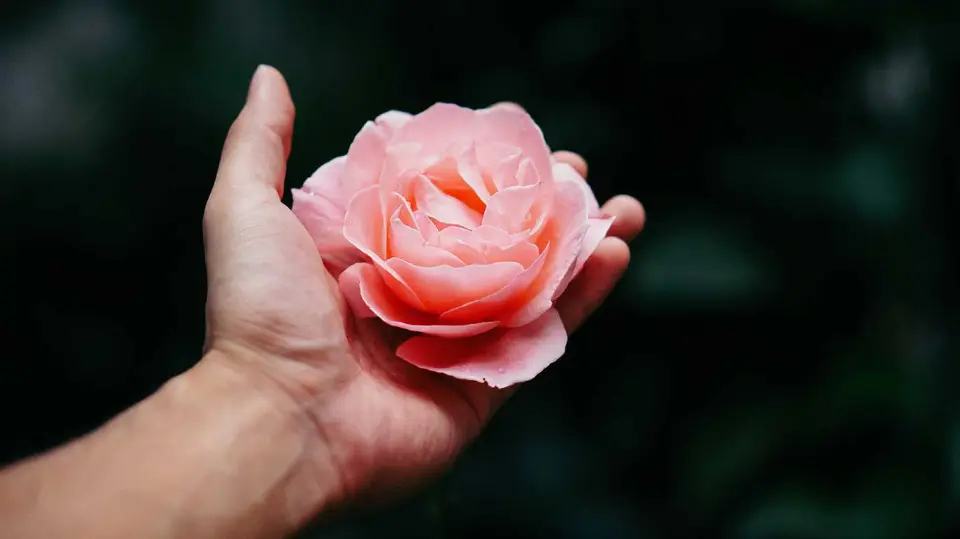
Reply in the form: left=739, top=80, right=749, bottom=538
left=202, top=66, right=646, bottom=510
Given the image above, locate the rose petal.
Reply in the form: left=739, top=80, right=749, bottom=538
left=456, top=143, right=492, bottom=202
left=411, top=174, right=482, bottom=229
left=393, top=103, right=476, bottom=159
left=472, top=226, right=513, bottom=246
left=576, top=216, right=615, bottom=274
left=344, top=185, right=390, bottom=259
left=425, top=143, right=491, bottom=205
left=343, top=121, right=392, bottom=189
left=479, top=143, right=521, bottom=189
left=482, top=239, right=540, bottom=268
left=502, top=160, right=554, bottom=244
left=476, top=105, right=553, bottom=184
left=439, top=244, right=549, bottom=323
left=515, top=156, right=541, bottom=187
left=490, top=152, right=522, bottom=191
left=291, top=188, right=364, bottom=274
left=374, top=110, right=412, bottom=135
left=503, top=180, right=591, bottom=327
left=435, top=226, right=487, bottom=265
left=389, top=211, right=465, bottom=267
left=413, top=210, right=440, bottom=243
left=379, top=143, right=424, bottom=195
left=553, top=161, right=601, bottom=217
left=482, top=182, right=542, bottom=234
left=551, top=216, right=615, bottom=300
left=297, top=156, right=361, bottom=274
left=423, top=155, right=487, bottom=213
left=340, top=263, right=498, bottom=337
left=471, top=226, right=541, bottom=267
left=396, top=309, right=567, bottom=388
left=343, top=186, right=427, bottom=310
left=432, top=226, right=539, bottom=268
left=301, top=155, right=348, bottom=198
left=338, top=263, right=376, bottom=318
left=387, top=258, right=525, bottom=314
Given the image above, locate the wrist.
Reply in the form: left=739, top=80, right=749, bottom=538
left=176, top=351, right=346, bottom=533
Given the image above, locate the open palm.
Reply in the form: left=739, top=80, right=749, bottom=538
left=201, top=66, right=646, bottom=506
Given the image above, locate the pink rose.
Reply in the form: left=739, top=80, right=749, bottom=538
left=291, top=103, right=612, bottom=388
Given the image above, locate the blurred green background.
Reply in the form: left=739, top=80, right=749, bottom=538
left=1, top=1, right=957, bottom=538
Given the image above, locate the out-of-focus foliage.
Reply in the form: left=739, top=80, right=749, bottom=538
left=1, top=1, right=957, bottom=538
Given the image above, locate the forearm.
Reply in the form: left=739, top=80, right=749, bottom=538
left=0, top=353, right=337, bottom=539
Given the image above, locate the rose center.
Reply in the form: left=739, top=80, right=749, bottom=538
left=423, top=161, right=487, bottom=215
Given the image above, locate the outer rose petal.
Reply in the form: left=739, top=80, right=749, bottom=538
left=291, top=188, right=364, bottom=274
left=396, top=309, right=567, bottom=389
left=305, top=113, right=408, bottom=207
left=392, top=103, right=476, bottom=159
left=301, top=155, right=348, bottom=198
left=552, top=216, right=615, bottom=301
left=504, top=180, right=591, bottom=327
left=337, top=263, right=376, bottom=319
left=342, top=121, right=392, bottom=190
left=294, top=111, right=412, bottom=274
left=377, top=142, right=425, bottom=194
left=374, top=110, right=412, bottom=135
left=343, top=186, right=390, bottom=259
left=553, top=161, right=601, bottom=217
left=340, top=264, right=498, bottom=337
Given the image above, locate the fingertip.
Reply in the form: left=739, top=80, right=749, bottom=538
left=598, top=235, right=631, bottom=265
left=246, top=65, right=295, bottom=154
left=216, top=65, right=296, bottom=198
left=602, top=195, right=645, bottom=241
left=557, top=237, right=631, bottom=333
left=590, top=237, right=631, bottom=282
left=248, top=65, right=291, bottom=103
left=247, top=65, right=270, bottom=101
left=552, top=150, right=588, bottom=178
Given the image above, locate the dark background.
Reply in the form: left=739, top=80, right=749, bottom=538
left=1, top=1, right=957, bottom=538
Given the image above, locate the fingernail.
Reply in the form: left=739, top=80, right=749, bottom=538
left=247, top=64, right=269, bottom=102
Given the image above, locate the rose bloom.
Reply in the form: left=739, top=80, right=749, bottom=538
left=291, top=103, right=612, bottom=388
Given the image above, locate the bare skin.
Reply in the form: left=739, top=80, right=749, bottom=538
left=0, top=65, right=645, bottom=539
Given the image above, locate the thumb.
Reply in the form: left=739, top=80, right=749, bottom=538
left=210, top=65, right=295, bottom=206
left=202, top=66, right=298, bottom=352
left=203, top=65, right=296, bottom=261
